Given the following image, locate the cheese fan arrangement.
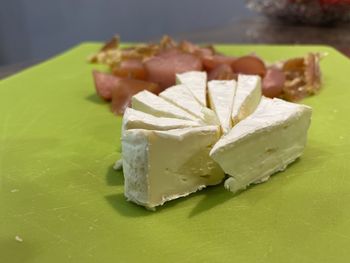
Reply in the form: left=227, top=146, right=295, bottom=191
left=119, top=71, right=312, bottom=210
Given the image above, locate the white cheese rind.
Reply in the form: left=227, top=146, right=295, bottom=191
left=159, top=85, right=219, bottom=125
left=122, top=126, right=225, bottom=209
left=208, top=80, right=236, bottom=134
left=122, top=108, right=201, bottom=132
left=176, top=71, right=207, bottom=106
left=131, top=90, right=198, bottom=121
left=232, top=74, right=262, bottom=125
left=210, top=98, right=312, bottom=193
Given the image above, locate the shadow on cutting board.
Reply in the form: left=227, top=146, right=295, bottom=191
left=105, top=194, right=153, bottom=217
left=104, top=141, right=334, bottom=218
left=188, top=158, right=304, bottom=218
left=103, top=160, right=304, bottom=218
left=105, top=164, right=124, bottom=186
left=85, top=93, right=107, bottom=105
left=104, top=184, right=234, bottom=218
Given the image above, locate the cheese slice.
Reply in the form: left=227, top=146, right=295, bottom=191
left=122, top=107, right=201, bottom=131
left=232, top=74, right=262, bottom=125
left=132, top=90, right=198, bottom=121
left=208, top=80, right=237, bottom=134
left=176, top=71, right=207, bottom=106
left=122, top=126, right=224, bottom=209
left=210, top=97, right=312, bottom=193
left=159, top=84, right=218, bottom=125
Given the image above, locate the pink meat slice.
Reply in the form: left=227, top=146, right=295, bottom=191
left=262, top=67, right=286, bottom=98
left=144, top=49, right=202, bottom=90
left=208, top=64, right=235, bottom=81
left=92, top=70, right=121, bottom=101
left=202, top=54, right=236, bottom=71
left=232, top=56, right=267, bottom=78
left=111, top=78, right=161, bottom=115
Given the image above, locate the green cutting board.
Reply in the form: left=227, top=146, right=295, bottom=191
left=1, top=43, right=350, bottom=263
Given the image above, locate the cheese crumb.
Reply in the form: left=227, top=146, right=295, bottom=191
left=113, top=159, right=123, bottom=171
left=15, top=236, right=23, bottom=242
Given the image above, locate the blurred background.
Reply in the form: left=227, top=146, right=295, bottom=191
left=0, top=1, right=253, bottom=66
left=1, top=0, right=349, bottom=68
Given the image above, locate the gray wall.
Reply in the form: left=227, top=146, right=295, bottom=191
left=0, top=0, right=254, bottom=65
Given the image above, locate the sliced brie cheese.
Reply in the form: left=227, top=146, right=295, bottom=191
left=122, top=126, right=224, bottom=209
left=122, top=107, right=201, bottom=131
left=208, top=80, right=237, bottom=134
left=159, top=84, right=218, bottom=125
left=132, top=90, right=198, bottom=121
left=176, top=71, right=207, bottom=106
left=210, top=97, right=312, bottom=193
left=232, top=74, right=262, bottom=125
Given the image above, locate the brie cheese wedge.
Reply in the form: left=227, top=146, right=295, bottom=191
left=132, top=90, right=198, bottom=121
left=122, top=108, right=201, bottom=131
left=208, top=80, right=236, bottom=134
left=176, top=71, right=207, bottom=106
left=122, top=126, right=224, bottom=209
left=210, top=97, right=312, bottom=193
left=232, top=74, right=262, bottom=125
left=159, top=84, right=218, bottom=125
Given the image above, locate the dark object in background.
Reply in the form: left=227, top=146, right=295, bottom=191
left=247, top=0, right=350, bottom=25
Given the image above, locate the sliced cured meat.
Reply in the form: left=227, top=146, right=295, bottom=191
left=112, top=58, right=147, bottom=80
left=178, top=40, right=215, bottom=58
left=202, top=54, right=236, bottom=71
left=92, top=70, right=121, bottom=101
left=280, top=53, right=322, bottom=101
left=262, top=67, right=286, bottom=98
left=305, top=53, right=321, bottom=93
left=144, top=49, right=202, bottom=90
left=231, top=56, right=266, bottom=77
left=111, top=79, right=161, bottom=115
left=282, top=57, right=305, bottom=73
left=88, top=36, right=120, bottom=63
left=208, top=64, right=235, bottom=81
left=195, top=46, right=215, bottom=58
left=100, top=35, right=120, bottom=51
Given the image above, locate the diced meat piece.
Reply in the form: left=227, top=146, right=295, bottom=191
left=92, top=71, right=121, bottom=101
left=282, top=57, right=305, bottom=72
left=112, top=59, right=147, bottom=80
left=101, top=35, right=120, bottom=51
left=262, top=67, right=286, bottom=98
left=208, top=64, right=235, bottom=80
left=178, top=40, right=199, bottom=54
left=202, top=54, right=236, bottom=71
left=178, top=41, right=215, bottom=58
left=195, top=46, right=215, bottom=57
left=88, top=35, right=119, bottom=63
left=231, top=56, right=266, bottom=77
left=282, top=79, right=309, bottom=102
left=280, top=53, right=322, bottom=101
left=159, top=35, right=177, bottom=50
left=304, top=53, right=322, bottom=93
left=144, top=49, right=202, bottom=90
left=111, top=79, right=161, bottom=115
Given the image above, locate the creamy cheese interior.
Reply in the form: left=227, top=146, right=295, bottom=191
left=231, top=74, right=262, bottom=125
left=123, top=108, right=201, bottom=132
left=176, top=71, right=207, bottom=106
left=159, top=84, right=218, bottom=125
left=122, top=126, right=224, bottom=209
left=132, top=90, right=199, bottom=121
left=208, top=80, right=236, bottom=134
left=120, top=71, right=312, bottom=209
left=210, top=97, right=312, bottom=193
